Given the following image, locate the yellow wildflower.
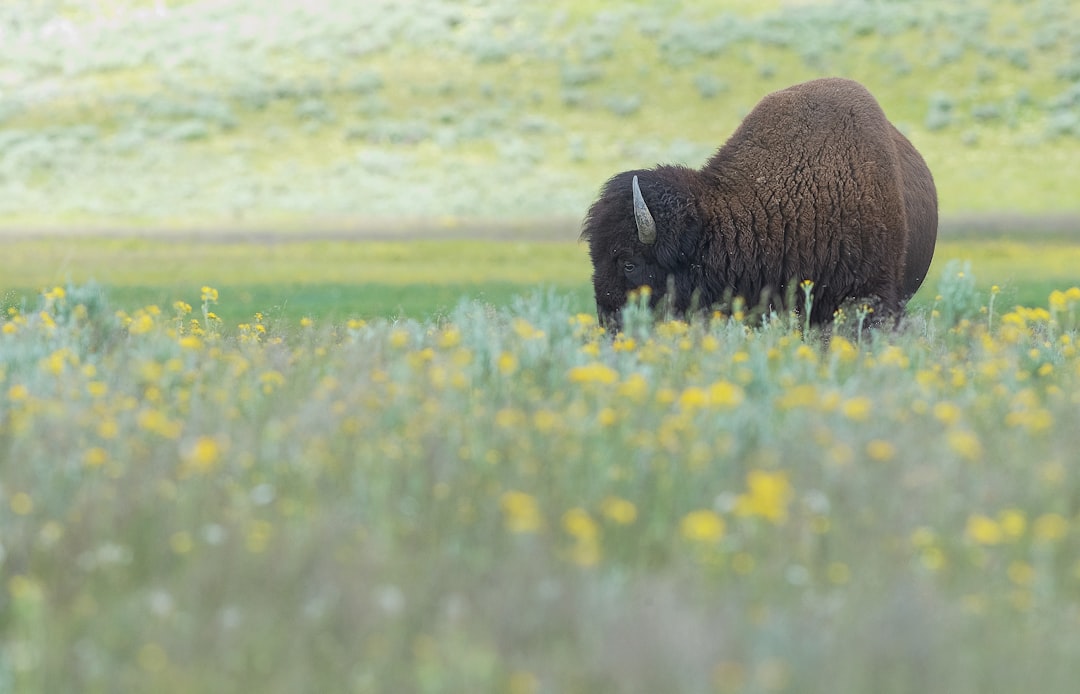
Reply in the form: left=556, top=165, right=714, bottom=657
left=259, top=370, right=286, bottom=393
left=388, top=329, right=410, bottom=349
left=562, top=508, right=599, bottom=541
left=830, top=336, right=858, bottom=362
left=680, top=509, right=725, bottom=543
left=616, top=373, right=649, bottom=402
left=709, top=380, right=745, bottom=408
left=932, top=401, right=962, bottom=426
left=947, top=429, right=983, bottom=461
left=678, top=386, right=710, bottom=410
left=966, top=514, right=1003, bottom=545
left=500, top=491, right=543, bottom=533
left=97, top=418, right=119, bottom=440
left=532, top=410, right=560, bottom=433
left=794, top=344, right=818, bottom=363
left=495, top=408, right=525, bottom=429
left=567, top=363, right=618, bottom=385
left=998, top=508, right=1026, bottom=539
left=183, top=436, right=222, bottom=474
left=569, top=313, right=595, bottom=327
left=128, top=312, right=154, bottom=335
left=866, top=439, right=895, bottom=462
left=600, top=496, right=638, bottom=525
left=841, top=396, right=873, bottom=421
left=776, top=383, right=817, bottom=410
left=678, top=381, right=744, bottom=411
left=656, top=320, right=689, bottom=339
left=84, top=447, right=109, bottom=468
left=497, top=352, right=519, bottom=375
left=512, top=318, right=545, bottom=341
left=877, top=345, right=909, bottom=368
left=919, top=546, right=946, bottom=571
left=734, top=470, right=793, bottom=524
left=41, top=348, right=72, bottom=376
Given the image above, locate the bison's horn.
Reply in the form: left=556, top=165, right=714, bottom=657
left=632, top=175, right=657, bottom=245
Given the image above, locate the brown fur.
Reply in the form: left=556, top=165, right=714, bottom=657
left=581, top=78, right=938, bottom=329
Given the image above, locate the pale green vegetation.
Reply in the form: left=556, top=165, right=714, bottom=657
left=1, top=0, right=1078, bottom=227
left=3, top=277, right=1080, bottom=692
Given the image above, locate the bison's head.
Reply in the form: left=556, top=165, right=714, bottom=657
left=580, top=168, right=703, bottom=330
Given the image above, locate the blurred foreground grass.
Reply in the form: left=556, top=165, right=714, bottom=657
left=3, top=280, right=1080, bottom=692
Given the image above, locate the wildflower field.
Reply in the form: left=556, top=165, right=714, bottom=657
left=4, top=273, right=1080, bottom=693
left=5, top=0, right=1080, bottom=691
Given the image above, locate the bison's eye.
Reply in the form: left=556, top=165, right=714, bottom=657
left=623, top=261, right=636, bottom=274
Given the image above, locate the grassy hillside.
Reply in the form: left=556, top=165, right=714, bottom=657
left=1, top=0, right=1079, bottom=228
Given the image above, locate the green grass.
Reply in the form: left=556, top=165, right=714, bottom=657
left=1, top=233, right=1077, bottom=321
left=0, top=236, right=594, bottom=321
left=4, top=281, right=1080, bottom=692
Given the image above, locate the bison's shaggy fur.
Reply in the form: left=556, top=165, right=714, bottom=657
left=581, top=77, right=938, bottom=329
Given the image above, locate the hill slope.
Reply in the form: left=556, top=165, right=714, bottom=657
left=2, top=0, right=1079, bottom=228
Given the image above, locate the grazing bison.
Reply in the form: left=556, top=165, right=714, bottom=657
left=581, top=77, right=938, bottom=329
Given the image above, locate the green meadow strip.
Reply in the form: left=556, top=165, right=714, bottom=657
left=2, top=236, right=1079, bottom=319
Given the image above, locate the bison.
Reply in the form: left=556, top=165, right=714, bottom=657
left=581, top=77, right=938, bottom=330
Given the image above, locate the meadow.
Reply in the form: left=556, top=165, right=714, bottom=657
left=3, top=277, right=1080, bottom=692
left=2, top=231, right=1080, bottom=322
left=4, top=0, right=1080, bottom=692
